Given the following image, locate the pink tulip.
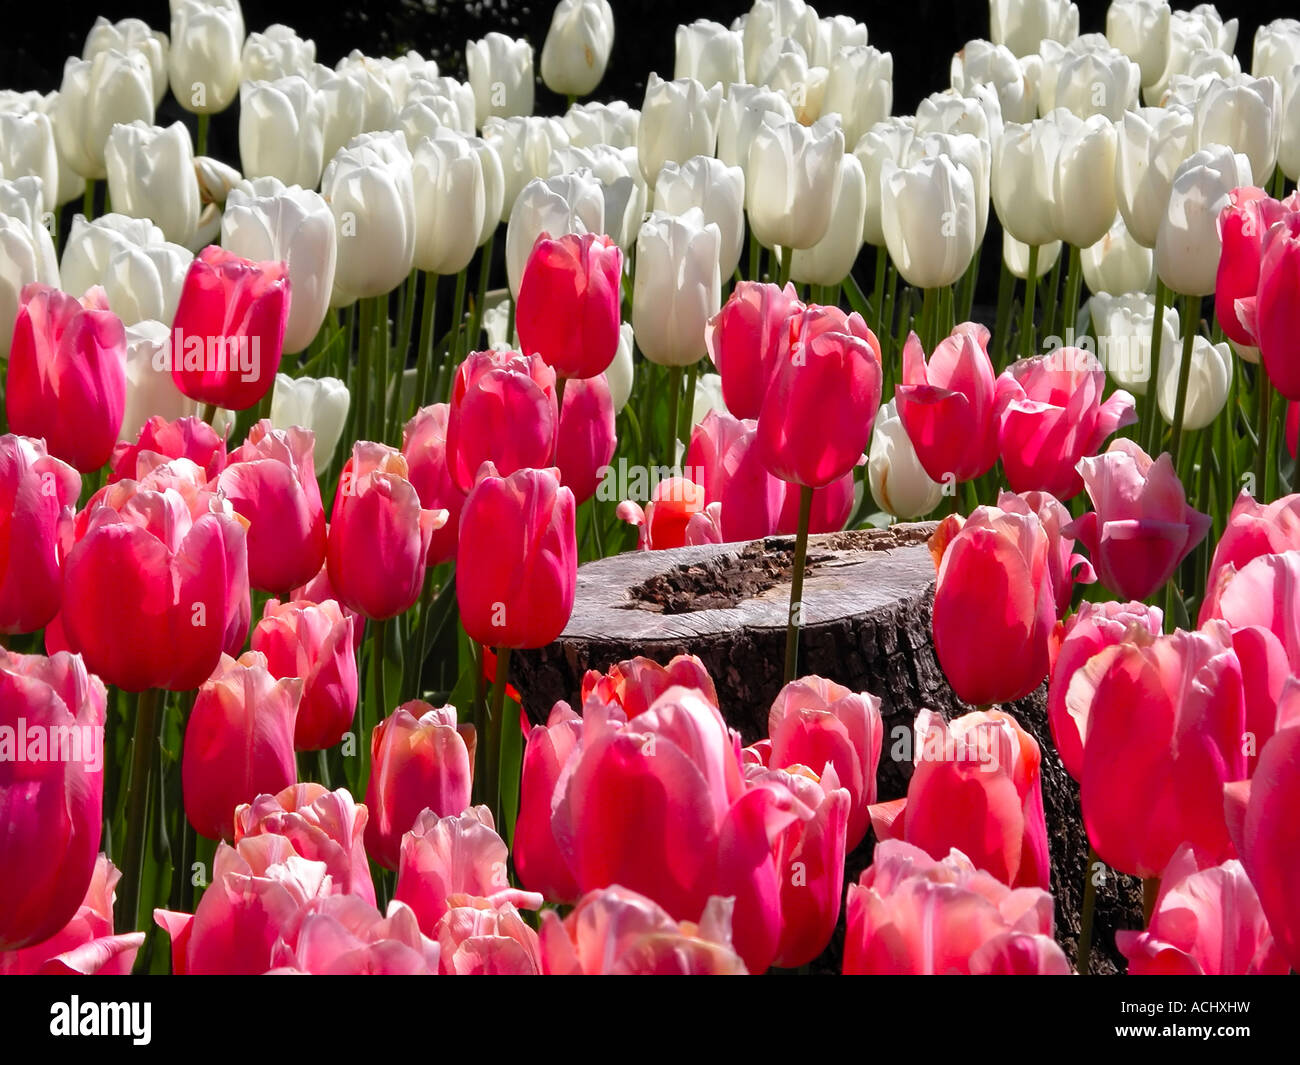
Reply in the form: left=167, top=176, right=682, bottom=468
left=580, top=653, right=720, bottom=716
left=1204, top=549, right=1300, bottom=670
left=402, top=403, right=464, bottom=567
left=252, top=598, right=358, bottom=751
left=457, top=464, right=576, bottom=649
left=364, top=701, right=476, bottom=870
left=110, top=414, right=227, bottom=484
left=233, top=784, right=374, bottom=905
left=219, top=420, right=326, bottom=593
left=998, top=489, right=1096, bottom=617
left=292, top=558, right=365, bottom=651
left=271, top=894, right=440, bottom=975
left=1254, top=212, right=1300, bottom=399
left=436, top=899, right=542, bottom=975
left=1117, top=843, right=1289, bottom=975
left=170, top=245, right=290, bottom=410
left=773, top=471, right=855, bottom=535
left=1224, top=679, right=1300, bottom=970
left=896, top=323, right=1000, bottom=483
left=326, top=441, right=443, bottom=621
left=756, top=314, right=882, bottom=488
left=555, top=373, right=616, bottom=505
left=182, top=651, right=300, bottom=841
left=930, top=504, right=1057, bottom=705
left=0, top=649, right=105, bottom=951
left=60, top=462, right=249, bottom=691
left=0, top=435, right=80, bottom=634
left=516, top=232, right=623, bottom=379
left=393, top=805, right=542, bottom=933
left=539, top=886, right=747, bottom=975
left=1065, top=439, right=1211, bottom=601
left=1080, top=624, right=1247, bottom=877
left=515, top=703, right=585, bottom=902
left=0, top=854, right=143, bottom=975
left=1200, top=493, right=1300, bottom=625
left=843, top=840, right=1068, bottom=975
left=766, top=675, right=882, bottom=850
left=995, top=352, right=1137, bottom=500
left=706, top=281, right=802, bottom=419
left=1214, top=187, right=1288, bottom=346
left=5, top=283, right=125, bottom=473
left=617, top=475, right=707, bottom=549
left=685, top=410, right=784, bottom=542
left=446, top=350, right=557, bottom=493
left=1047, top=600, right=1164, bottom=780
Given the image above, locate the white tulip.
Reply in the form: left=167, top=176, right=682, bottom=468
left=102, top=241, right=192, bottom=327
left=169, top=0, right=244, bottom=114
left=690, top=372, right=728, bottom=428
left=746, top=114, right=843, bottom=250
left=605, top=321, right=635, bottom=411
left=1003, top=230, right=1062, bottom=278
left=869, top=400, right=945, bottom=519
left=467, top=33, right=535, bottom=128
left=1155, top=143, right=1252, bottom=297
left=1114, top=105, right=1194, bottom=247
left=55, top=50, right=155, bottom=181
left=553, top=144, right=645, bottom=253
left=120, top=319, right=198, bottom=439
left=1051, top=109, right=1117, bottom=248
left=239, top=76, right=326, bottom=189
left=637, top=75, right=722, bottom=187
left=505, top=171, right=605, bottom=297
left=411, top=130, right=486, bottom=276
left=241, top=24, right=315, bottom=82
left=224, top=178, right=338, bottom=354
left=1089, top=290, right=1177, bottom=395
left=1254, top=19, right=1300, bottom=82
left=1158, top=331, right=1232, bottom=430
left=759, top=39, right=827, bottom=125
left=29, top=91, right=85, bottom=208
left=0, top=111, right=58, bottom=214
left=1081, top=213, right=1154, bottom=295
left=0, top=213, right=60, bottom=360
left=270, top=374, right=350, bottom=468
left=715, top=84, right=794, bottom=175
left=332, top=53, right=400, bottom=134
left=84, top=16, right=169, bottom=109
left=915, top=88, right=1002, bottom=147
left=674, top=20, right=745, bottom=90
left=60, top=213, right=164, bottom=300
left=951, top=39, right=1039, bottom=124
left=541, top=0, right=615, bottom=98
left=822, top=45, right=893, bottom=148
left=0, top=177, right=51, bottom=239
left=484, top=116, right=572, bottom=225
left=400, top=77, right=477, bottom=138
left=742, top=0, right=819, bottom=84
left=465, top=135, right=504, bottom=247
left=308, top=64, right=366, bottom=164
left=881, top=154, right=978, bottom=290
left=912, top=131, right=991, bottom=245
left=632, top=207, right=721, bottom=367
left=1193, top=74, right=1282, bottom=188
left=1053, top=42, right=1140, bottom=120
left=790, top=152, right=866, bottom=286
left=562, top=99, right=639, bottom=149
left=1282, top=62, right=1300, bottom=181
left=992, top=114, right=1062, bottom=247
left=655, top=155, right=745, bottom=281
left=1106, top=0, right=1170, bottom=88
left=103, top=121, right=201, bottom=246
left=990, top=0, right=1080, bottom=59
left=1147, top=8, right=1239, bottom=105
left=812, top=15, right=869, bottom=68
left=854, top=116, right=916, bottom=246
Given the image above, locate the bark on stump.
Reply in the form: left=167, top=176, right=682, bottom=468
left=512, top=524, right=1143, bottom=973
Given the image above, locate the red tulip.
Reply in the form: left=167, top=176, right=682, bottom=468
left=1252, top=212, right=1300, bottom=399
left=1117, top=843, right=1289, bottom=975
left=685, top=410, right=784, bottom=542
left=364, top=701, right=476, bottom=870
left=220, top=421, right=326, bottom=593
left=446, top=350, right=558, bottom=493
left=0, top=435, right=80, bottom=635
left=539, top=886, right=747, bottom=975
left=436, top=899, right=542, bottom=975
left=170, top=245, right=290, bottom=410
left=995, top=351, right=1137, bottom=500
left=457, top=464, right=576, bottom=649
left=0, top=854, right=143, bottom=975
left=252, top=598, right=358, bottom=751
left=110, top=414, right=227, bottom=484
left=1200, top=493, right=1300, bottom=625
left=617, top=475, right=707, bottom=549
left=326, top=441, right=444, bottom=621
left=1214, top=187, right=1288, bottom=346
left=706, top=281, right=802, bottom=419
left=1066, top=439, right=1211, bottom=601
left=5, top=283, right=125, bottom=473
left=402, top=403, right=465, bottom=567
left=843, top=840, right=1068, bottom=975
left=555, top=373, right=616, bottom=505
left=0, top=649, right=105, bottom=950
left=232, top=783, right=374, bottom=905
left=516, top=232, right=623, bottom=379
left=896, top=323, right=1000, bottom=483
left=930, top=504, right=1057, bottom=705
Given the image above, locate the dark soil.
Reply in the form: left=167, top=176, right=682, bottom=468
left=625, top=542, right=818, bottom=614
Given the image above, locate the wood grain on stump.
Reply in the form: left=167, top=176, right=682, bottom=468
left=512, top=524, right=1143, bottom=973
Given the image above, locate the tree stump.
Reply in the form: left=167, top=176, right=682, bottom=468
left=512, top=525, right=1143, bottom=973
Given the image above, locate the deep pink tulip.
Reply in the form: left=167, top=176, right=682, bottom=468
left=110, top=414, right=227, bottom=484
left=516, top=231, right=622, bottom=379
left=773, top=470, right=854, bottom=535
left=555, top=373, right=616, bottom=505
left=756, top=316, right=882, bottom=488
left=170, top=245, right=290, bottom=410
left=271, top=894, right=440, bottom=975
left=1047, top=600, right=1164, bottom=781
left=436, top=899, right=542, bottom=975
left=539, top=886, right=747, bottom=975
left=1080, top=624, right=1247, bottom=878
left=1117, top=843, right=1289, bottom=975
left=292, top=558, right=364, bottom=651
left=393, top=805, right=542, bottom=933
left=220, top=420, right=326, bottom=593
left=1066, top=439, right=1211, bottom=601
left=364, top=701, right=476, bottom=870
left=402, top=403, right=465, bottom=566
left=515, top=703, right=585, bottom=902
left=5, top=283, right=125, bottom=473
left=0, top=435, right=80, bottom=634
left=457, top=464, right=576, bottom=649
left=252, top=598, right=357, bottom=751
left=843, top=840, right=1068, bottom=975
left=998, top=489, right=1096, bottom=617
left=617, top=475, right=707, bottom=549
left=0, top=854, right=143, bottom=975
left=61, top=464, right=249, bottom=691
left=995, top=352, right=1137, bottom=500
left=1214, top=187, right=1288, bottom=347
left=870, top=709, right=1051, bottom=890
left=706, top=281, right=802, bottom=419
left=930, top=505, right=1057, bottom=705
left=1205, top=549, right=1300, bottom=671
left=1200, top=493, right=1300, bottom=625
left=326, top=441, right=443, bottom=621
left=233, top=783, right=374, bottom=904
left=685, top=410, right=784, bottom=542
left=446, top=350, right=558, bottom=493
left=580, top=653, right=720, bottom=716
left=896, top=323, right=999, bottom=483
left=1250, top=213, right=1300, bottom=399
left=1224, top=678, right=1300, bottom=970
left=0, top=649, right=105, bottom=951
left=766, top=675, right=882, bottom=850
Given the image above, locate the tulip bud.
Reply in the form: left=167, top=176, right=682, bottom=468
left=110, top=414, right=227, bottom=483
left=60, top=212, right=163, bottom=301
left=241, top=24, right=315, bottom=82
left=789, top=152, right=867, bottom=287
left=1156, top=143, right=1253, bottom=296
left=632, top=208, right=722, bottom=367
left=238, top=76, right=326, bottom=190
left=654, top=155, right=745, bottom=283
left=505, top=171, right=605, bottom=298
left=169, top=0, right=244, bottom=115
left=269, top=374, right=349, bottom=469
left=675, top=19, right=745, bottom=90
left=636, top=74, right=723, bottom=190
left=1003, top=230, right=1062, bottom=278
left=540, top=0, right=614, bottom=98
left=1080, top=213, right=1154, bottom=294
left=1107, top=0, right=1171, bottom=88
left=990, top=0, right=1080, bottom=59
left=1050, top=109, right=1118, bottom=247
left=55, top=50, right=155, bottom=181
left=867, top=401, right=944, bottom=519
left=853, top=116, right=916, bottom=247
left=103, top=121, right=201, bottom=247
left=1256, top=213, right=1300, bottom=399
left=822, top=45, right=893, bottom=149
left=467, top=33, right=534, bottom=128
left=0, top=111, right=58, bottom=214
left=747, top=116, right=844, bottom=250
left=881, top=153, right=978, bottom=289
left=485, top=116, right=572, bottom=224
left=1157, top=332, right=1233, bottom=431
left=1194, top=74, right=1282, bottom=188
left=716, top=84, right=795, bottom=177
left=0, top=212, right=60, bottom=362
left=1089, top=290, right=1177, bottom=395
left=1113, top=105, right=1194, bottom=247
left=992, top=114, right=1062, bottom=246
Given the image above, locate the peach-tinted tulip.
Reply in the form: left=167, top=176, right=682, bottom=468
left=705, top=280, right=802, bottom=419
left=436, top=899, right=542, bottom=975
left=365, top=702, right=476, bottom=870
left=580, top=653, right=719, bottom=716
left=401, top=403, right=464, bottom=567
left=617, top=475, right=706, bottom=549
left=252, top=598, right=358, bottom=751
left=271, top=894, right=440, bottom=975
left=109, top=413, right=227, bottom=483
left=0, top=649, right=106, bottom=951
left=5, top=283, right=126, bottom=473
left=555, top=373, right=616, bottom=505
left=0, top=435, right=80, bottom=635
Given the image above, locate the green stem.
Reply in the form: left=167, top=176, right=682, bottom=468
left=374, top=295, right=391, bottom=443
left=881, top=262, right=899, bottom=362
left=871, top=246, right=888, bottom=337
left=1168, top=294, right=1198, bottom=469
left=783, top=485, right=814, bottom=684
left=681, top=361, right=699, bottom=450
left=1142, top=279, right=1167, bottom=453
left=470, top=229, right=496, bottom=352
left=1271, top=164, right=1286, bottom=200
left=371, top=617, right=389, bottom=728
left=1076, top=845, right=1099, bottom=974
left=355, top=298, right=373, bottom=443
left=777, top=245, right=794, bottom=289
left=1257, top=374, right=1273, bottom=502
left=449, top=268, right=469, bottom=363
left=196, top=113, right=210, bottom=158
left=117, top=687, right=162, bottom=934
left=666, top=365, right=682, bottom=463
left=1061, top=244, right=1083, bottom=340
left=1041, top=250, right=1063, bottom=341
left=919, top=287, right=938, bottom=352
left=1020, top=245, right=1039, bottom=357
left=491, top=645, right=518, bottom=843
left=82, top=179, right=96, bottom=222
left=993, top=259, right=1014, bottom=368
left=414, top=272, right=438, bottom=415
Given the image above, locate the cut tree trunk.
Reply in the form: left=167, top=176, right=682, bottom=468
left=511, top=524, right=1143, bottom=973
